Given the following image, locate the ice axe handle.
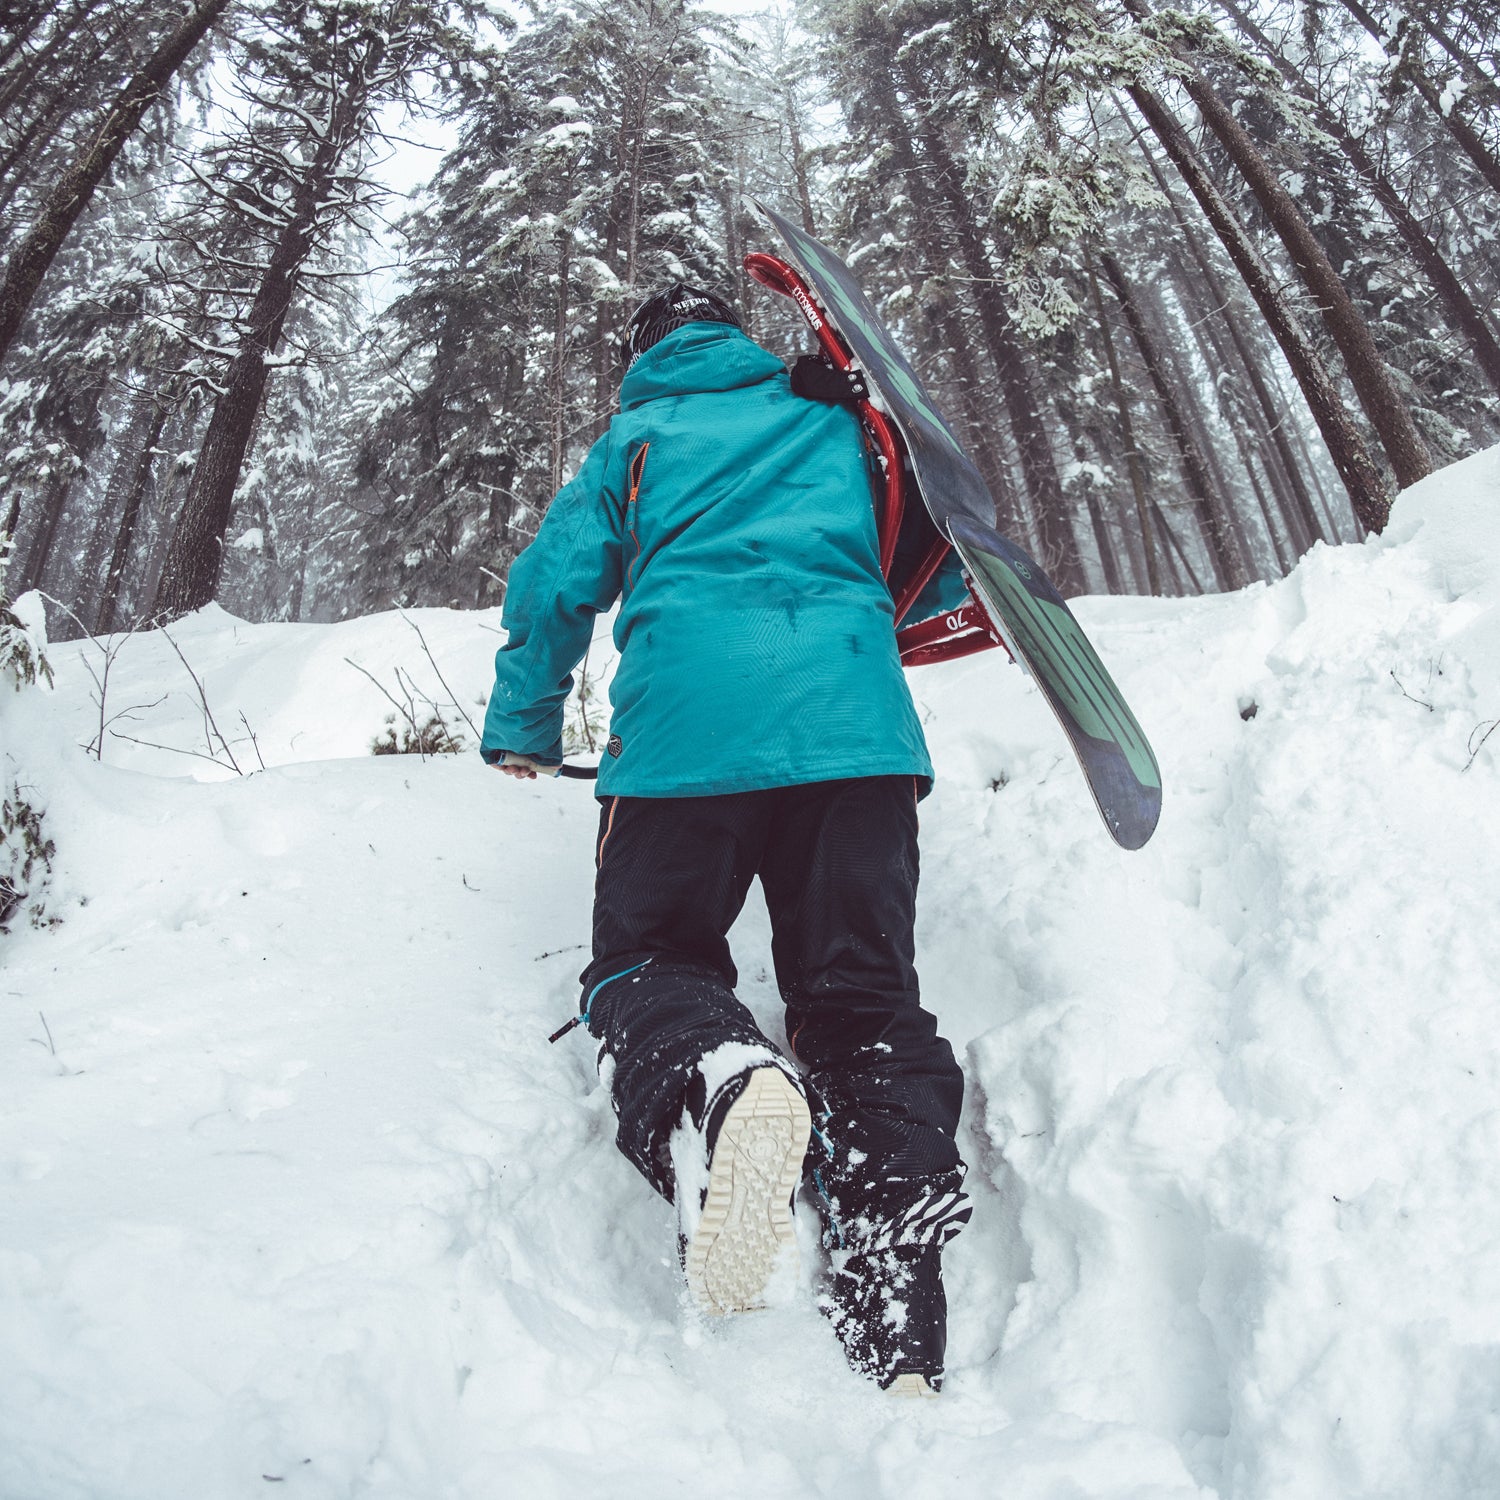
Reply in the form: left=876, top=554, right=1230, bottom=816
left=499, top=752, right=597, bottom=781
left=499, top=751, right=561, bottom=778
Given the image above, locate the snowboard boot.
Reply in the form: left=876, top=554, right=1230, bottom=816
left=820, top=1241, right=948, bottom=1396
left=676, top=1064, right=812, bottom=1315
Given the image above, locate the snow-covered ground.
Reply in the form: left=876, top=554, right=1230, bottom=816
left=4, top=449, right=1499, bottom=1500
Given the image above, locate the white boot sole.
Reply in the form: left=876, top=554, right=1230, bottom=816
left=887, top=1373, right=940, bottom=1398
left=684, top=1068, right=811, bottom=1314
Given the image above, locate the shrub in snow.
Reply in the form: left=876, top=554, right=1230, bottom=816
left=1, top=587, right=53, bottom=693
left=369, top=712, right=467, bottom=757
left=0, top=566, right=57, bottom=931
left=0, top=785, right=56, bottom=933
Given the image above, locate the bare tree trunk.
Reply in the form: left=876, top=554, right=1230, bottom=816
left=782, top=85, right=817, bottom=236
left=1085, top=253, right=1160, bottom=594
left=930, top=299, right=1019, bottom=527
left=0, top=0, right=229, bottom=370
left=1403, top=4, right=1500, bottom=89
left=1246, top=454, right=1295, bottom=575
left=1175, top=270, right=1298, bottom=570
left=1124, top=79, right=1394, bottom=533
left=549, top=228, right=572, bottom=495
left=287, top=552, right=306, bottom=621
left=1290, top=420, right=1348, bottom=542
left=1151, top=499, right=1204, bottom=593
left=1122, top=111, right=1329, bottom=552
left=14, top=368, right=109, bottom=596
left=486, top=348, right=526, bottom=575
left=1080, top=482, right=1125, bottom=594
left=588, top=300, right=612, bottom=440
left=0, top=88, right=82, bottom=222
left=134, top=479, right=177, bottom=619
left=1213, top=0, right=1500, bottom=398
left=76, top=383, right=161, bottom=616
left=621, top=50, right=663, bottom=294
left=1099, top=250, right=1243, bottom=590
left=1151, top=289, right=1263, bottom=576
left=1, top=1, right=173, bottom=226
left=893, top=68, right=1084, bottom=591
left=0, top=493, right=18, bottom=567
left=1122, top=1, right=1433, bottom=489
left=1337, top=0, right=1500, bottom=197
left=870, top=93, right=1022, bottom=529
left=16, top=468, right=73, bottom=594
left=0, top=0, right=116, bottom=126
left=720, top=177, right=742, bottom=311
left=0, top=2, right=55, bottom=78
left=150, top=106, right=346, bottom=621
left=95, top=396, right=169, bottom=634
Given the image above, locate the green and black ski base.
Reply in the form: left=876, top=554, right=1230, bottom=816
left=746, top=197, right=1162, bottom=850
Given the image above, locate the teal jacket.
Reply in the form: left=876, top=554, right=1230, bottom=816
left=480, top=321, right=940, bottom=798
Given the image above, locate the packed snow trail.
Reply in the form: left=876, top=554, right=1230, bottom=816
left=3, top=450, right=1499, bottom=1498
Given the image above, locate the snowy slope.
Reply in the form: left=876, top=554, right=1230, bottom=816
left=3, top=448, right=1499, bottom=1500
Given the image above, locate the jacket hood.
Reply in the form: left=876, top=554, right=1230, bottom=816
left=619, top=322, right=785, bottom=411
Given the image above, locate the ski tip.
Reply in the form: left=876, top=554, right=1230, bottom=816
left=1108, top=794, right=1162, bottom=851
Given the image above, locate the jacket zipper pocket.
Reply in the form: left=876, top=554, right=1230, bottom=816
left=624, top=442, right=649, bottom=596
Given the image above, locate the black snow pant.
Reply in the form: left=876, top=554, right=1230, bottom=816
left=578, top=776, right=965, bottom=1236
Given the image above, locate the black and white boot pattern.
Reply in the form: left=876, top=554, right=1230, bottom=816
left=815, top=1170, right=972, bottom=1395
left=821, top=1242, right=949, bottom=1397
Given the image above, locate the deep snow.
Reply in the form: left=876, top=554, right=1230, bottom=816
left=3, top=448, right=1499, bottom=1499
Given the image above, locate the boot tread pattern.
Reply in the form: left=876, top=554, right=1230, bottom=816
left=684, top=1069, right=810, bottom=1314
left=886, top=1373, right=939, bottom=1398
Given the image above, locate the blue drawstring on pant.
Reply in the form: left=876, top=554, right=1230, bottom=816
left=548, top=957, right=652, bottom=1043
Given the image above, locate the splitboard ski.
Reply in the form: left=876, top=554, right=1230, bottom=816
left=745, top=197, right=1162, bottom=850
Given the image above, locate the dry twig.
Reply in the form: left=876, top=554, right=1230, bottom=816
left=397, top=606, right=480, bottom=739
left=159, top=626, right=242, bottom=774
left=346, top=655, right=427, bottom=757
left=1464, top=719, right=1499, bottom=773
left=239, top=711, right=267, bottom=772
left=37, top=592, right=136, bottom=761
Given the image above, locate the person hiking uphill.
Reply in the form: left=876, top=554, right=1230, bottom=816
left=480, top=282, right=971, bottom=1395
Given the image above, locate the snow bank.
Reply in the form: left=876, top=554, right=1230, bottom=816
left=3, top=450, right=1499, bottom=1499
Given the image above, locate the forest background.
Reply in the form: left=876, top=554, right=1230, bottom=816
left=1, top=0, right=1498, bottom=638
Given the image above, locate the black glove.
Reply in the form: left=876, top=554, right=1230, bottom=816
left=790, top=353, right=869, bottom=404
